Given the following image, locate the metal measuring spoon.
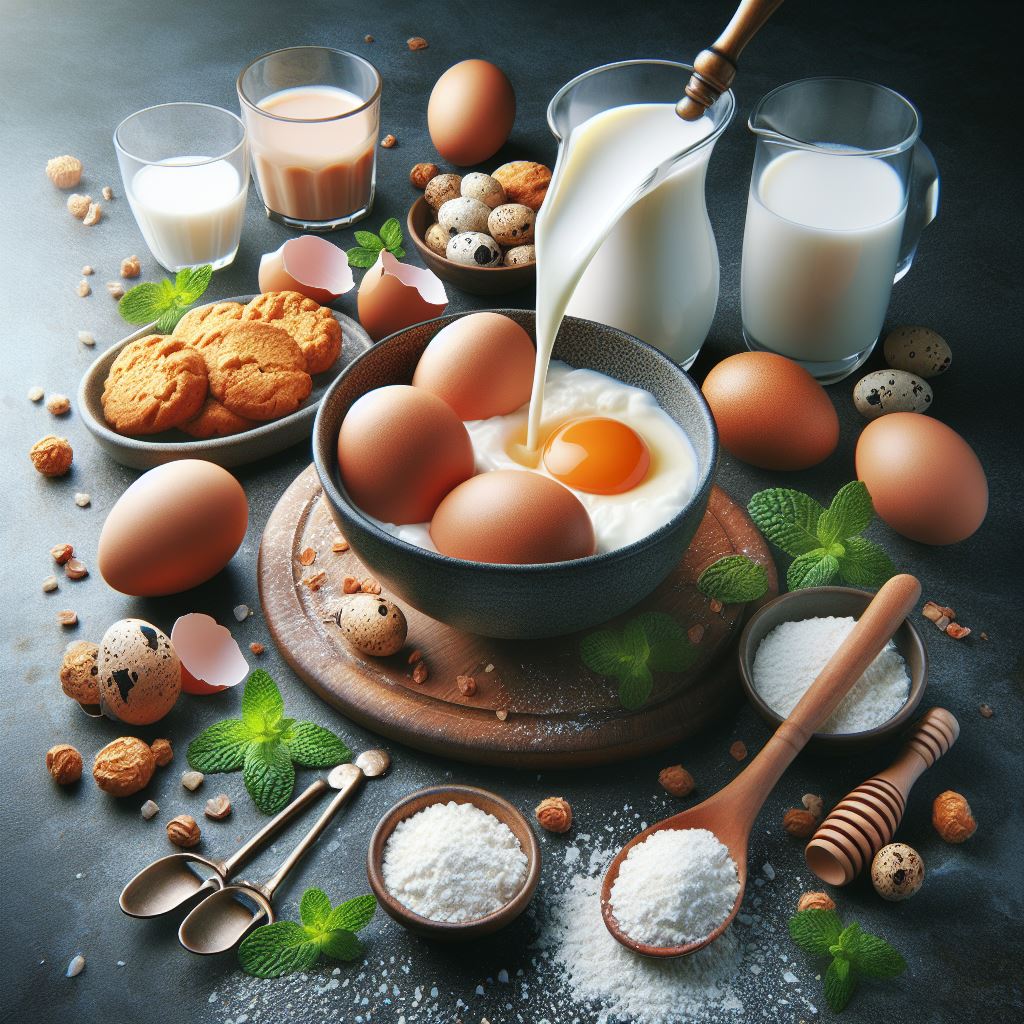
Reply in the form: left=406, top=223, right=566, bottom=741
left=177, top=749, right=390, bottom=955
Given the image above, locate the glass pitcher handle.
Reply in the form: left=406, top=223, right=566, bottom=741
left=895, top=140, right=940, bottom=282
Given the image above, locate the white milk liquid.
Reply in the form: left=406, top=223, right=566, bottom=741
left=741, top=149, right=906, bottom=363
left=527, top=104, right=716, bottom=452
left=128, top=157, right=247, bottom=270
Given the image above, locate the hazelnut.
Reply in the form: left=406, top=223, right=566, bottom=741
left=30, top=435, right=73, bottom=477
left=59, top=640, right=100, bottom=705
left=783, top=808, right=818, bottom=838
left=106, top=282, right=125, bottom=299
left=47, top=744, right=83, bottom=784
left=457, top=674, right=477, bottom=696
left=76, top=279, right=91, bottom=297
left=658, top=765, right=695, bottom=798
left=120, top=255, right=141, bottom=278
left=250, top=642, right=265, bottom=655
left=411, top=661, right=429, bottom=685
left=46, top=155, right=83, bottom=189
left=204, top=794, right=232, bottom=820
left=360, top=577, right=382, bottom=595
left=729, top=739, right=748, bottom=762
left=67, top=193, right=92, bottom=219
left=167, top=814, right=201, bottom=848
left=491, top=161, right=552, bottom=212
left=150, top=738, right=174, bottom=767
left=410, top=162, right=440, bottom=189
left=406, top=36, right=428, bottom=50
left=535, top=796, right=573, bottom=834
left=51, top=543, right=74, bottom=564
left=83, top=202, right=102, bottom=227
left=64, top=558, right=89, bottom=580
left=381, top=134, right=397, bottom=149
left=57, top=609, right=79, bottom=627
left=46, top=394, right=71, bottom=416
left=182, top=770, right=205, bottom=791
left=797, top=891, right=836, bottom=913
left=871, top=842, right=925, bottom=901
left=932, top=790, right=977, bottom=844
left=93, top=737, right=156, bottom=796
left=802, top=793, right=825, bottom=819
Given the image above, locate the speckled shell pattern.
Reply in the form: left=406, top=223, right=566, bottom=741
left=98, top=618, right=181, bottom=725
left=313, top=310, right=718, bottom=639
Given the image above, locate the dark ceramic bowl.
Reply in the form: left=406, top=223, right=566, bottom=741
left=737, top=587, right=928, bottom=753
left=312, top=309, right=718, bottom=638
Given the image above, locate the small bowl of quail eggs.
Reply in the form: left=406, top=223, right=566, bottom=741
left=407, top=168, right=537, bottom=296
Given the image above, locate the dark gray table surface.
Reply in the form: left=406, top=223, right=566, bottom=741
left=2, top=1, right=1020, bottom=1022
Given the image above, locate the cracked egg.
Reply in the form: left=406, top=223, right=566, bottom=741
left=258, top=235, right=354, bottom=304
left=171, top=613, right=249, bottom=695
left=357, top=250, right=447, bottom=342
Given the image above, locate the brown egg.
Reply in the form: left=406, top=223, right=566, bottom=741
left=357, top=250, right=448, bottom=342
left=701, top=352, right=839, bottom=470
left=258, top=235, right=354, bottom=304
left=338, top=385, right=475, bottom=524
left=856, top=413, right=988, bottom=544
left=98, top=618, right=181, bottom=725
left=427, top=60, right=515, bottom=167
left=413, top=312, right=535, bottom=420
left=98, top=460, right=248, bottom=596
left=430, top=470, right=595, bottom=564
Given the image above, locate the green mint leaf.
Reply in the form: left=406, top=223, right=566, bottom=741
left=283, top=721, right=352, bottom=769
left=817, top=481, right=875, bottom=546
left=389, top=245, right=406, bottom=259
left=697, top=555, right=770, bottom=604
left=174, top=264, right=214, bottom=304
left=580, top=629, right=627, bottom=676
left=238, top=921, right=320, bottom=978
left=838, top=922, right=864, bottom=957
left=118, top=282, right=170, bottom=325
left=299, top=888, right=332, bottom=930
left=618, top=661, right=653, bottom=710
left=788, top=909, right=844, bottom=956
left=850, top=932, right=906, bottom=978
left=325, top=894, right=377, bottom=934
left=824, top=956, right=857, bottom=1013
left=243, top=741, right=295, bottom=815
left=378, top=217, right=404, bottom=252
left=748, top=488, right=825, bottom=557
left=242, top=670, right=286, bottom=736
left=154, top=301, right=190, bottom=334
left=836, top=536, right=897, bottom=588
left=637, top=612, right=696, bottom=672
left=320, top=929, right=364, bottom=962
left=347, top=246, right=382, bottom=269
left=621, top=618, right=650, bottom=670
left=787, top=551, right=840, bottom=590
left=353, top=230, right=385, bottom=251
left=186, top=719, right=252, bottom=772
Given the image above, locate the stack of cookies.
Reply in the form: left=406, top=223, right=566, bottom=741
left=100, top=291, right=342, bottom=438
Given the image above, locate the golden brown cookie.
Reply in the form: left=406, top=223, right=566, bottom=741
left=179, top=396, right=258, bottom=439
left=102, top=335, right=208, bottom=435
left=242, top=290, right=342, bottom=374
left=204, top=321, right=312, bottom=421
left=172, top=301, right=245, bottom=345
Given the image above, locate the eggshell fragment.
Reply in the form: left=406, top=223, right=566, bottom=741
left=357, top=250, right=448, bottom=342
left=334, top=594, right=408, bottom=656
left=258, top=235, right=354, bottom=304
left=98, top=619, right=181, bottom=726
left=171, top=613, right=249, bottom=695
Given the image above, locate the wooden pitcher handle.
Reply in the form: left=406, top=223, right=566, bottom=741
left=677, top=0, right=786, bottom=119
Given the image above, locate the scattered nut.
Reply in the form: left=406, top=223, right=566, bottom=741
left=93, top=737, right=157, bottom=797
left=946, top=622, right=971, bottom=640
left=932, top=790, right=977, bottom=843
left=342, top=575, right=361, bottom=594
left=106, top=282, right=125, bottom=299
left=66, top=954, right=86, bottom=978
left=802, top=793, right=825, bottom=819
left=233, top=604, right=251, bottom=621
left=76, top=279, right=91, bottom=297
left=83, top=202, right=102, bottom=227
left=360, top=577, right=382, bottom=595
left=381, top=134, right=397, bottom=148
left=102, top=185, right=114, bottom=201
left=204, top=794, right=232, bottom=820
left=535, top=796, right=573, bottom=833
left=60, top=640, right=99, bottom=704
left=78, top=331, right=95, bottom=347
left=42, top=575, right=59, bottom=593
left=46, top=155, right=83, bottom=189
left=797, top=891, right=835, bottom=913
left=28, top=386, right=44, bottom=402
left=299, top=547, right=317, bottom=566
left=140, top=799, right=160, bottom=820
left=979, top=703, right=994, bottom=718
left=64, top=557, right=89, bottom=580
left=871, top=842, right=925, bottom=901
left=457, top=674, right=477, bottom=696
left=658, top=765, right=695, bottom=798
left=729, top=740, right=748, bottom=762
left=181, top=770, right=205, bottom=792
left=57, top=609, right=78, bottom=627
left=407, top=36, right=428, bottom=50
left=411, top=661, right=429, bottom=685
left=709, top=598, right=724, bottom=614
left=81, top=265, right=94, bottom=275
left=364, top=34, right=374, bottom=43
left=51, top=543, right=74, bottom=564
left=47, top=744, right=83, bottom=784
left=688, top=624, right=705, bottom=644
left=495, top=708, right=508, bottom=721
left=407, top=649, right=422, bottom=665
left=302, top=571, right=327, bottom=591
left=74, top=493, right=91, bottom=508
left=331, top=537, right=349, bottom=553
left=410, top=162, right=440, bottom=189
left=783, top=808, right=818, bottom=838
left=250, top=642, right=265, bottom=655
left=46, top=394, right=71, bottom=416
left=150, top=738, right=174, bottom=767
left=67, top=193, right=92, bottom=219
left=167, top=814, right=201, bottom=848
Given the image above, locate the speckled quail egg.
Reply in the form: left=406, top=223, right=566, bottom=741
left=853, top=369, right=933, bottom=419
left=447, top=232, right=503, bottom=267
left=331, top=594, right=408, bottom=656
left=487, top=203, right=536, bottom=246
left=460, top=172, right=506, bottom=209
left=438, top=196, right=491, bottom=237
left=883, top=326, right=952, bottom=378
left=871, top=842, right=925, bottom=901
left=504, top=244, right=536, bottom=267
left=424, top=221, right=449, bottom=257
left=60, top=640, right=100, bottom=705
left=98, top=618, right=181, bottom=725
left=424, top=173, right=462, bottom=211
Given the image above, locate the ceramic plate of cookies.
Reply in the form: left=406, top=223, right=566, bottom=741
left=78, top=292, right=372, bottom=469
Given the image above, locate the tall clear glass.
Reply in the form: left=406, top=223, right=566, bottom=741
left=237, top=46, right=381, bottom=231
left=114, top=103, right=249, bottom=272
left=547, top=60, right=734, bottom=369
left=740, top=78, right=939, bottom=383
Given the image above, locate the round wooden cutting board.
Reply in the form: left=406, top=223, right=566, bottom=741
left=259, top=465, right=777, bottom=769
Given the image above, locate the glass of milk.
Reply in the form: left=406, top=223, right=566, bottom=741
left=237, top=47, right=381, bottom=231
left=741, top=78, right=939, bottom=383
left=114, top=103, right=249, bottom=273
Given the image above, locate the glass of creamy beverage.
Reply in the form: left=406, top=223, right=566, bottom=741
left=741, top=78, right=939, bottom=383
left=237, top=46, right=381, bottom=231
left=114, top=103, right=249, bottom=272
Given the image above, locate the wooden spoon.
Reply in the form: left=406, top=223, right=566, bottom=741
left=601, top=573, right=921, bottom=958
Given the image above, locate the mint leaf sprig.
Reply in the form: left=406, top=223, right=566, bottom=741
left=239, top=888, right=376, bottom=978
left=118, top=264, right=213, bottom=334
left=187, top=670, right=351, bottom=814
left=789, top=909, right=906, bottom=1013
left=697, top=554, right=769, bottom=604
left=748, top=481, right=897, bottom=592
left=346, top=218, right=405, bottom=268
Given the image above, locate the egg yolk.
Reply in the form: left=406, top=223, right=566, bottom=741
left=542, top=417, right=651, bottom=495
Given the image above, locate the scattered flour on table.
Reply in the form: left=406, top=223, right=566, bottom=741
left=752, top=615, right=910, bottom=733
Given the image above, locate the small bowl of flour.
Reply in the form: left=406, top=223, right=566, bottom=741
left=367, top=784, right=541, bottom=940
left=738, top=586, right=927, bottom=751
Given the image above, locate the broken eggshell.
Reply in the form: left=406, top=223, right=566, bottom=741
left=357, top=250, right=447, bottom=342
left=258, top=235, right=354, bottom=304
left=171, top=613, right=249, bottom=695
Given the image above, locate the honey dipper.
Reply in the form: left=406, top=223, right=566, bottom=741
left=805, top=707, right=960, bottom=886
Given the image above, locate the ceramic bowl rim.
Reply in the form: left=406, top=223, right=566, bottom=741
left=312, top=308, right=719, bottom=576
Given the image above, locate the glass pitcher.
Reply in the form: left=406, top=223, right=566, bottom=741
left=547, top=60, right=735, bottom=369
